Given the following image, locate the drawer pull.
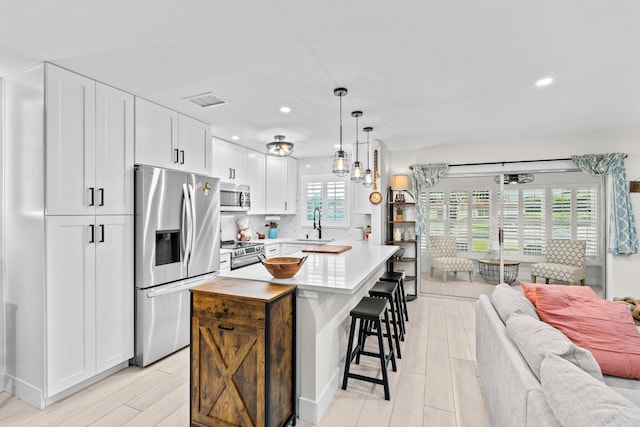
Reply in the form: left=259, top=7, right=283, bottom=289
left=218, top=324, right=234, bottom=331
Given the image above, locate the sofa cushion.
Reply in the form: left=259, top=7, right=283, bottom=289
left=490, top=283, right=539, bottom=324
left=604, top=375, right=640, bottom=407
left=521, top=281, right=598, bottom=306
left=506, top=312, right=603, bottom=382
left=541, top=353, right=640, bottom=427
left=535, top=286, right=640, bottom=380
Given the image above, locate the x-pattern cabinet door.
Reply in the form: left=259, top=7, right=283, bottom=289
left=192, top=317, right=265, bottom=427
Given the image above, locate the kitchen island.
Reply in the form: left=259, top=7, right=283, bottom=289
left=221, top=241, right=398, bottom=424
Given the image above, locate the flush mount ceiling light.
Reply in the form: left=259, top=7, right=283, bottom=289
left=279, top=106, right=291, bottom=113
left=266, top=135, right=294, bottom=157
left=362, top=127, right=374, bottom=187
left=535, top=77, right=554, bottom=87
left=231, top=135, right=240, bottom=140
left=351, top=111, right=364, bottom=183
left=494, top=173, right=535, bottom=184
left=333, top=88, right=350, bottom=177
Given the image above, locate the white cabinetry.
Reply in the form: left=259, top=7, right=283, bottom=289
left=266, top=156, right=297, bottom=214
left=212, top=137, right=247, bottom=184
left=46, top=72, right=134, bottom=216
left=3, top=63, right=134, bottom=408
left=135, top=97, right=211, bottom=175
left=352, top=181, right=372, bottom=215
left=246, top=149, right=266, bottom=214
left=220, top=252, right=231, bottom=273
left=46, top=215, right=133, bottom=395
left=264, top=243, right=280, bottom=258
left=179, top=115, right=212, bottom=176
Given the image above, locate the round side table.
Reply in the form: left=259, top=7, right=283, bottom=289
left=477, top=259, right=520, bottom=284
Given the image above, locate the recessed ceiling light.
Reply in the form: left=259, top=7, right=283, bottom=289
left=279, top=106, right=291, bottom=113
left=231, top=135, right=239, bottom=140
left=535, top=77, right=554, bottom=87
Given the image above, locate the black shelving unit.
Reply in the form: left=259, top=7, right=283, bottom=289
left=386, top=188, right=420, bottom=301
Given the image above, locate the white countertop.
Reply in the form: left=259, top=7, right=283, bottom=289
left=220, top=241, right=398, bottom=294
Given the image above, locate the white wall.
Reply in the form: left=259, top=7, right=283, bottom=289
left=388, top=131, right=640, bottom=299
left=1, top=78, right=5, bottom=375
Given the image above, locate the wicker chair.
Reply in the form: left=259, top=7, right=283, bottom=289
left=530, top=239, right=586, bottom=286
left=429, top=236, right=474, bottom=282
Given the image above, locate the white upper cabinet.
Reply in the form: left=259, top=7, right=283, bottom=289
left=45, top=66, right=134, bottom=216
left=46, top=65, right=96, bottom=216
left=135, top=97, right=211, bottom=175
left=266, top=156, right=297, bottom=214
left=96, top=83, right=134, bottom=215
left=134, top=97, right=178, bottom=170
left=352, top=181, right=372, bottom=215
left=246, top=149, right=266, bottom=214
left=179, top=115, right=212, bottom=176
left=212, top=137, right=247, bottom=184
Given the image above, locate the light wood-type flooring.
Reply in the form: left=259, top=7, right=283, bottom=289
left=0, top=295, right=489, bottom=426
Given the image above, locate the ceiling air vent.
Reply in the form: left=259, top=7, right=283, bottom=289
left=184, top=92, right=227, bottom=108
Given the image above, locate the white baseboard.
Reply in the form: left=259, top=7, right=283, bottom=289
left=298, top=364, right=342, bottom=425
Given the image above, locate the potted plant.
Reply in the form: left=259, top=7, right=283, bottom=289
left=395, top=205, right=404, bottom=221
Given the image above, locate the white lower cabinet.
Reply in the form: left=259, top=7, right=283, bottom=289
left=46, top=215, right=133, bottom=396
left=220, top=252, right=231, bottom=272
left=265, top=243, right=280, bottom=258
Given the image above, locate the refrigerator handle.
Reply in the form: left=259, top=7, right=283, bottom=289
left=182, top=183, right=193, bottom=268
left=188, top=183, right=197, bottom=259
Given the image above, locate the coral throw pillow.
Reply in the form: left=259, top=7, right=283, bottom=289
left=521, top=281, right=598, bottom=306
left=534, top=286, right=640, bottom=380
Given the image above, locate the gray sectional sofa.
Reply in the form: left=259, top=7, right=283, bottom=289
left=476, top=284, right=640, bottom=427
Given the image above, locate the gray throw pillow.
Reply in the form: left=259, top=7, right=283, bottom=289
left=506, top=312, right=603, bottom=382
left=541, top=353, right=640, bottom=427
left=490, top=283, right=539, bottom=324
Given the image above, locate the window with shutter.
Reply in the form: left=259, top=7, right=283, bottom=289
left=302, top=175, right=349, bottom=227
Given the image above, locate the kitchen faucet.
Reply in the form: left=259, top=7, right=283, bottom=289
left=313, top=207, right=322, bottom=239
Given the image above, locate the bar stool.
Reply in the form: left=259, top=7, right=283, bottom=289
left=342, top=296, right=397, bottom=400
left=369, top=281, right=403, bottom=358
left=380, top=271, right=409, bottom=323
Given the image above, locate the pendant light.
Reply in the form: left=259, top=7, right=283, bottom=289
left=362, top=126, right=373, bottom=187
left=333, top=88, right=349, bottom=176
left=266, top=135, right=294, bottom=157
left=350, top=111, right=363, bottom=183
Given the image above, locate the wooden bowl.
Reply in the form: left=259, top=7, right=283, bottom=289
left=261, top=256, right=307, bottom=278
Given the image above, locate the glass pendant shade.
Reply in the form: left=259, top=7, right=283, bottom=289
left=363, top=168, right=373, bottom=187
left=333, top=150, right=349, bottom=176
left=351, top=110, right=363, bottom=183
left=351, top=161, right=363, bottom=183
left=362, top=126, right=374, bottom=187
left=333, top=87, right=349, bottom=177
left=266, top=135, right=293, bottom=157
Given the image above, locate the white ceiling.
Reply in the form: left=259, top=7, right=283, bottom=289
left=2, top=0, right=640, bottom=158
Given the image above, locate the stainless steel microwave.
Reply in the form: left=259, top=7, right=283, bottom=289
left=220, top=182, right=250, bottom=211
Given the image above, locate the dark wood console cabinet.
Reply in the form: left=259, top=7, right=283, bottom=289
left=190, top=278, right=296, bottom=427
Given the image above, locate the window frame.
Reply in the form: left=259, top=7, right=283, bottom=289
left=300, top=174, right=351, bottom=228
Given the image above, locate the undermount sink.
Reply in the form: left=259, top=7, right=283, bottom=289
left=294, top=238, right=334, bottom=243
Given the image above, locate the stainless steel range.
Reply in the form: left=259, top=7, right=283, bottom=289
left=221, top=240, right=265, bottom=270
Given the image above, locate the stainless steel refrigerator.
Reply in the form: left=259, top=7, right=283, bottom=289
left=134, top=165, right=220, bottom=366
